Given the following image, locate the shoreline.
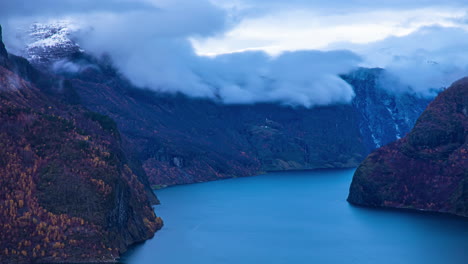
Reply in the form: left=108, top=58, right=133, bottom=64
left=150, top=166, right=357, bottom=190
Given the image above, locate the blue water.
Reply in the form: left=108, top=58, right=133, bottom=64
left=122, top=169, right=468, bottom=264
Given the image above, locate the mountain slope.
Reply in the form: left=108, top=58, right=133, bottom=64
left=348, top=77, right=468, bottom=217
left=64, top=54, right=429, bottom=186
left=0, top=25, right=162, bottom=263
left=17, top=22, right=430, bottom=187
left=344, top=68, right=430, bottom=151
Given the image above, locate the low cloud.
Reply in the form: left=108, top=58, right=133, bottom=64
left=2, top=0, right=468, bottom=104
left=352, top=26, right=468, bottom=96
left=59, top=1, right=361, bottom=107
left=52, top=59, right=99, bottom=74
left=202, top=50, right=360, bottom=106
left=77, top=12, right=360, bottom=106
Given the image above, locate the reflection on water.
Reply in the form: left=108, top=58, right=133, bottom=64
left=122, top=169, right=468, bottom=264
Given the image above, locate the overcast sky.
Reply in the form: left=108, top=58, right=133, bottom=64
left=2, top=0, right=468, bottom=106
left=194, top=1, right=467, bottom=55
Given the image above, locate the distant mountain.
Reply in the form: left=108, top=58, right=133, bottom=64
left=348, top=77, right=468, bottom=217
left=16, top=21, right=431, bottom=187
left=0, top=25, right=162, bottom=263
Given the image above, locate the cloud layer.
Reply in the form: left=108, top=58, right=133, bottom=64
left=74, top=6, right=360, bottom=106
left=2, top=0, right=468, bottom=105
left=343, top=25, right=468, bottom=96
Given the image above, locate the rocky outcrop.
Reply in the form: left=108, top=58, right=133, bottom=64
left=348, top=77, right=468, bottom=217
left=0, top=26, right=162, bottom=263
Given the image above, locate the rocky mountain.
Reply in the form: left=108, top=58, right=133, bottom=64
left=23, top=21, right=82, bottom=68
left=348, top=77, right=468, bottom=217
left=0, top=25, right=162, bottom=263
left=14, top=21, right=431, bottom=187
left=344, top=68, right=431, bottom=151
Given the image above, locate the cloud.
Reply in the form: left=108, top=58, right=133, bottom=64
left=0, top=0, right=152, bottom=18
left=78, top=15, right=361, bottom=105
left=2, top=0, right=363, bottom=107
left=192, top=7, right=466, bottom=55
left=214, top=0, right=468, bottom=12
left=346, top=26, right=468, bottom=96
left=52, top=59, right=99, bottom=74
left=71, top=2, right=231, bottom=98
left=201, top=50, right=361, bottom=106
left=2, top=0, right=468, bottom=104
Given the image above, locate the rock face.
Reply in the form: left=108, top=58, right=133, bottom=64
left=348, top=77, right=468, bottom=217
left=0, top=25, right=162, bottom=263
left=14, top=21, right=431, bottom=187
left=344, top=68, right=430, bottom=151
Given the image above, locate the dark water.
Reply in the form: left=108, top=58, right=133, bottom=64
left=122, top=169, right=468, bottom=264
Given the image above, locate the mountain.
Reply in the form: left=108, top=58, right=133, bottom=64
left=23, top=21, right=82, bottom=68
left=15, top=21, right=431, bottom=187
left=344, top=68, right=431, bottom=151
left=348, top=77, right=468, bottom=217
left=0, top=25, right=162, bottom=263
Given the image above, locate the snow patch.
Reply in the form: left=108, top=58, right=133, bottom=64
left=22, top=20, right=82, bottom=66
left=27, top=20, right=79, bottom=49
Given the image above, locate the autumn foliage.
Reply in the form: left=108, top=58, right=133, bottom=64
left=348, top=77, right=468, bottom=217
left=0, top=64, right=162, bottom=263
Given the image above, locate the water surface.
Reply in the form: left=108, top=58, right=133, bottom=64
left=123, top=169, right=468, bottom=264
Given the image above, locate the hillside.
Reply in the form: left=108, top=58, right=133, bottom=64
left=0, top=25, right=162, bottom=263
left=348, top=77, right=468, bottom=217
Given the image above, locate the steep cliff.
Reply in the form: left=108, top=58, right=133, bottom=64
left=0, top=25, right=162, bottom=263
left=348, top=77, right=468, bottom=217
left=344, top=68, right=431, bottom=151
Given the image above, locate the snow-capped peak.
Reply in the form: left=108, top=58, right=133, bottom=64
left=28, top=21, right=77, bottom=49
left=24, top=20, right=82, bottom=67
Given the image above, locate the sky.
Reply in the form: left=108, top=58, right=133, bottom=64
left=1, top=0, right=468, bottom=106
